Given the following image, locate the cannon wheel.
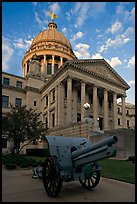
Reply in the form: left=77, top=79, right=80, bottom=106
left=79, top=170, right=101, bottom=189
left=42, top=157, right=62, bottom=197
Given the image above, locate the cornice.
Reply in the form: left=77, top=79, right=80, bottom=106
left=24, top=86, right=40, bottom=93
left=2, top=85, right=26, bottom=93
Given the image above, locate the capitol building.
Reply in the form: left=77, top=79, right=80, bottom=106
left=2, top=17, right=135, bottom=151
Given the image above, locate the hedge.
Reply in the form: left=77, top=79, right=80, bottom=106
left=26, top=148, right=50, bottom=157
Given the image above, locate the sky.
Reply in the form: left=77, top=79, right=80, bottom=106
left=2, top=2, right=135, bottom=104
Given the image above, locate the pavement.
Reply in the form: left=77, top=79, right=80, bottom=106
left=2, top=165, right=135, bottom=202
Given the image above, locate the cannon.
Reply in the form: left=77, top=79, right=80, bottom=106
left=42, top=135, right=118, bottom=197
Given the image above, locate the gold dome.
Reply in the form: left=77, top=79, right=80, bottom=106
left=30, top=22, right=72, bottom=50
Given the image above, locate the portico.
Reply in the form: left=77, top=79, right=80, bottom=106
left=41, top=59, right=129, bottom=131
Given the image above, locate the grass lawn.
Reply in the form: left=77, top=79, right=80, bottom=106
left=24, top=156, right=135, bottom=184
left=98, top=159, right=135, bottom=184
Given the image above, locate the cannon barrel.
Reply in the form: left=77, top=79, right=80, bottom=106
left=72, top=135, right=118, bottom=159
left=71, top=135, right=118, bottom=167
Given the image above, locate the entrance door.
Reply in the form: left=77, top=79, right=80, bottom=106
left=99, top=117, right=103, bottom=130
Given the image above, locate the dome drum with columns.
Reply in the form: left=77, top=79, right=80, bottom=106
left=22, top=21, right=77, bottom=78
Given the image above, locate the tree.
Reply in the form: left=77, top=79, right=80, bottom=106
left=2, top=105, right=48, bottom=155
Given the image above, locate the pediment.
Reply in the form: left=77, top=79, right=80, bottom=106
left=68, top=59, right=129, bottom=89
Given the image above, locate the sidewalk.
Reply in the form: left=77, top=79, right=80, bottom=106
left=2, top=165, right=135, bottom=202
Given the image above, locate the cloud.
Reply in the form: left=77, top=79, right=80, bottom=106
left=68, top=2, right=106, bottom=28
left=62, top=27, right=67, bottom=34
left=91, top=53, right=103, bottom=59
left=98, top=34, right=130, bottom=53
left=107, top=21, right=122, bottom=34
left=126, top=80, right=135, bottom=104
left=2, top=37, right=14, bottom=72
left=71, top=31, right=84, bottom=43
left=32, top=2, right=37, bottom=7
left=128, top=80, right=135, bottom=86
left=34, top=12, right=48, bottom=30
left=127, top=55, right=135, bottom=68
left=74, top=43, right=91, bottom=59
left=13, top=38, right=33, bottom=50
left=106, top=57, right=122, bottom=68
left=49, top=2, right=61, bottom=14
left=116, top=3, right=135, bottom=24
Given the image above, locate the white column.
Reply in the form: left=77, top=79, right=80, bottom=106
left=81, top=81, right=86, bottom=122
left=60, top=57, right=63, bottom=67
left=43, top=55, right=47, bottom=76
left=67, top=77, right=72, bottom=125
left=52, top=55, right=55, bottom=75
left=58, top=82, right=64, bottom=126
left=72, top=88, right=77, bottom=123
left=104, top=89, right=108, bottom=130
left=55, top=86, right=58, bottom=126
left=48, top=92, right=51, bottom=128
left=93, top=85, right=99, bottom=130
left=44, top=55, right=46, bottom=63
left=113, top=92, right=118, bottom=129
left=122, top=95, right=126, bottom=128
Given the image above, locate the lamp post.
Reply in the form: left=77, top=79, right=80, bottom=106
left=84, top=103, right=94, bottom=139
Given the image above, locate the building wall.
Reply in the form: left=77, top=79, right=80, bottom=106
left=89, top=128, right=135, bottom=159
left=117, top=103, right=135, bottom=129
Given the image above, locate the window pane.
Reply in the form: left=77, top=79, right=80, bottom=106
left=16, top=81, right=22, bottom=88
left=3, top=77, right=10, bottom=86
left=47, top=63, right=52, bottom=74
left=2, top=95, right=9, bottom=107
left=54, top=64, right=58, bottom=73
left=15, top=98, right=22, bottom=107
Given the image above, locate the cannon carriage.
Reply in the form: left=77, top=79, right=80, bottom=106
left=42, top=135, right=118, bottom=197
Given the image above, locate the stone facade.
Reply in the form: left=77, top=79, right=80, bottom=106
left=2, top=20, right=135, bottom=153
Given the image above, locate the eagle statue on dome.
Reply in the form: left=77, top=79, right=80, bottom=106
left=49, top=11, right=58, bottom=21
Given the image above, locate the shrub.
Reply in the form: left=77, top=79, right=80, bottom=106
left=2, top=154, right=40, bottom=169
left=26, top=148, right=50, bottom=157
left=127, top=156, right=135, bottom=163
left=5, top=163, right=17, bottom=169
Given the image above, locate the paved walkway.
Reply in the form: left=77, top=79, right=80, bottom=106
left=2, top=166, right=135, bottom=202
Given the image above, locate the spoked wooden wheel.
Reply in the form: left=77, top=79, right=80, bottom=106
left=79, top=170, right=101, bottom=189
left=42, top=157, right=62, bottom=197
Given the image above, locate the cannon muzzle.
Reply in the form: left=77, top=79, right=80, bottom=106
left=72, top=135, right=118, bottom=167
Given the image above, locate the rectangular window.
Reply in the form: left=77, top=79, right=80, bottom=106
left=33, top=139, right=36, bottom=145
left=118, top=107, right=120, bottom=114
left=15, top=98, right=22, bottom=107
left=52, top=113, right=55, bottom=127
left=3, top=77, right=10, bottom=86
left=77, top=113, right=81, bottom=122
left=52, top=89, right=55, bottom=102
left=47, top=63, right=52, bottom=75
left=78, top=91, right=81, bottom=101
left=2, top=95, right=9, bottom=107
left=27, top=63, right=29, bottom=73
left=45, top=117, right=48, bottom=129
left=118, top=118, right=120, bottom=126
left=127, top=120, right=129, bottom=127
left=109, top=101, right=111, bottom=109
left=46, top=95, right=48, bottom=106
left=89, top=94, right=93, bottom=104
left=34, top=101, right=37, bottom=106
left=54, top=64, right=58, bottom=73
left=127, top=110, right=129, bottom=115
left=99, top=97, right=103, bottom=107
left=16, top=81, right=22, bottom=88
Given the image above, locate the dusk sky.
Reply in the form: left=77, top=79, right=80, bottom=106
left=2, top=2, right=135, bottom=104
